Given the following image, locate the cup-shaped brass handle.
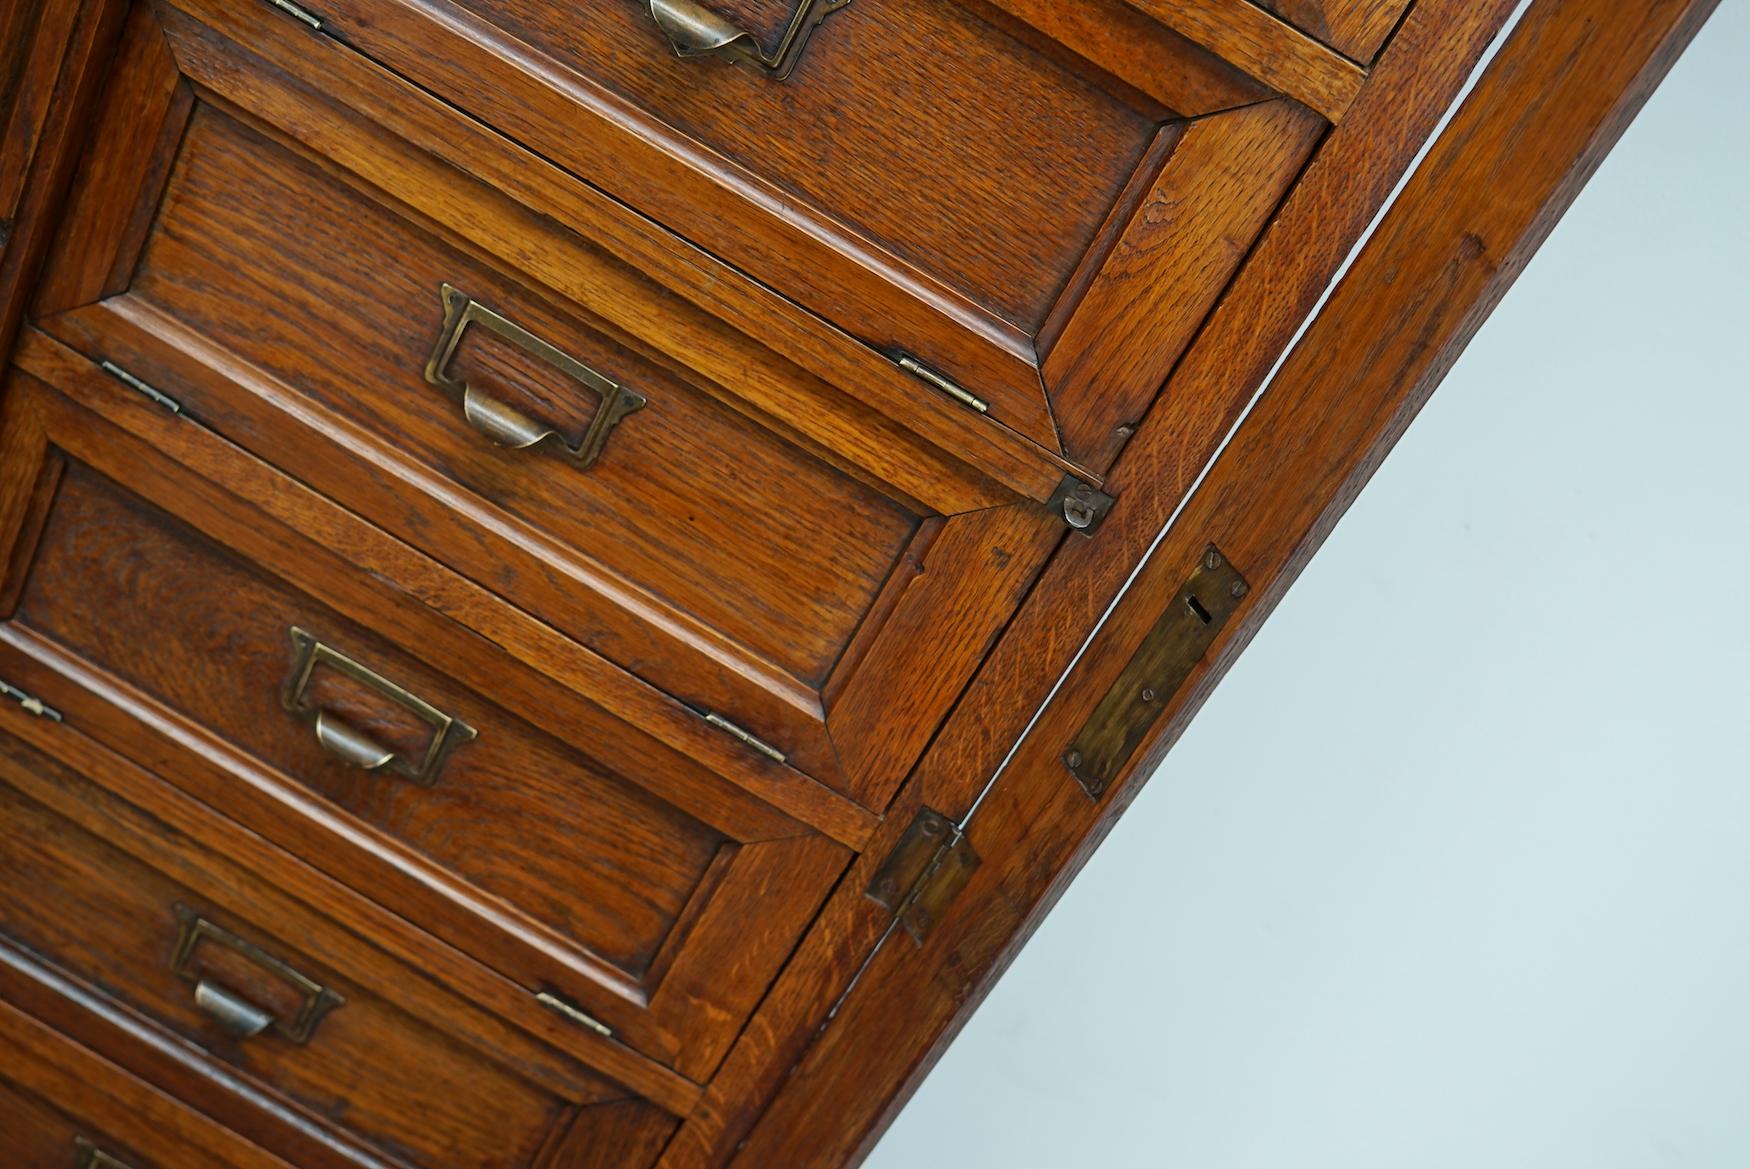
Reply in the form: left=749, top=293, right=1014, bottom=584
left=171, top=905, right=344, bottom=1045
left=649, top=0, right=851, bottom=79
left=281, top=627, right=476, bottom=787
left=424, top=284, right=646, bottom=472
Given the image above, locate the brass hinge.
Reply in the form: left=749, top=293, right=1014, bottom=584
left=0, top=679, right=62, bottom=722
left=865, top=807, right=980, bottom=945
left=534, top=991, right=613, bottom=1039
left=1063, top=545, right=1248, bottom=799
left=265, top=0, right=325, bottom=30
left=896, top=354, right=989, bottom=415
left=1048, top=473, right=1116, bottom=535
left=100, top=361, right=182, bottom=414
left=702, top=711, right=787, bottom=765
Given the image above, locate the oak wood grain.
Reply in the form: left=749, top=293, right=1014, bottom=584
left=1125, top=0, right=1366, bottom=120
left=0, top=659, right=701, bottom=1118
left=717, top=1, right=1719, bottom=1165
left=970, top=0, right=1271, bottom=116
left=0, top=360, right=853, bottom=1078
left=1043, top=99, right=1325, bottom=467
left=1252, top=0, right=1412, bottom=63
left=0, top=0, right=124, bottom=371
left=37, top=1, right=1071, bottom=804
left=0, top=721, right=606, bottom=1167
left=167, top=0, right=1064, bottom=505
left=14, top=326, right=876, bottom=848
left=209, top=0, right=1334, bottom=467
left=656, top=0, right=1524, bottom=1162
left=0, top=995, right=299, bottom=1169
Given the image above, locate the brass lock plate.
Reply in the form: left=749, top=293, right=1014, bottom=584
left=1063, top=546, right=1248, bottom=799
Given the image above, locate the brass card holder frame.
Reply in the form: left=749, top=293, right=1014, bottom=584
left=171, top=904, right=345, bottom=1045
left=282, top=626, right=476, bottom=787
left=649, top=0, right=852, bottom=79
left=424, top=283, right=646, bottom=472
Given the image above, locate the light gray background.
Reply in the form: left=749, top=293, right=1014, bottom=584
left=867, top=5, right=1749, bottom=1167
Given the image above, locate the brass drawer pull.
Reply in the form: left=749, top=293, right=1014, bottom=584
left=74, top=1139, right=137, bottom=1169
left=649, top=0, right=851, bottom=79
left=281, top=627, right=476, bottom=787
left=171, top=905, right=345, bottom=1045
left=424, top=284, right=646, bottom=472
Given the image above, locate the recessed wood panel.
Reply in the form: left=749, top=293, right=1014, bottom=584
left=197, top=0, right=1321, bottom=468
left=0, top=725, right=586, bottom=1169
left=0, top=363, right=851, bottom=1077
left=33, top=3, right=1067, bottom=807
left=131, top=104, right=912, bottom=691
left=454, top=0, right=1157, bottom=335
left=16, top=460, right=726, bottom=985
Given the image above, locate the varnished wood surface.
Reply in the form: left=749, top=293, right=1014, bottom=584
left=35, top=0, right=1070, bottom=806
left=652, top=0, right=1512, bottom=1162
left=1042, top=99, right=1325, bottom=467
left=0, top=994, right=300, bottom=1169
left=0, top=362, right=852, bottom=1079
left=167, top=0, right=1072, bottom=496
left=1123, top=0, right=1366, bottom=118
left=264, top=0, right=1327, bottom=468
left=0, top=0, right=124, bottom=374
left=708, top=0, right=1718, bottom=1165
left=11, top=326, right=877, bottom=849
left=19, top=460, right=727, bottom=988
left=1252, top=0, right=1413, bottom=62
left=0, top=0, right=1710, bottom=1166
left=0, top=713, right=644, bottom=1168
left=0, top=675, right=701, bottom=1119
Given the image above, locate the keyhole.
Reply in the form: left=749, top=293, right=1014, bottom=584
left=1185, top=594, right=1213, bottom=625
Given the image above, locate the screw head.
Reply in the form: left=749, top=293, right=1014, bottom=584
left=1064, top=749, right=1083, bottom=770
left=1141, top=687, right=1157, bottom=703
left=1205, top=550, right=1223, bottom=570
left=1231, top=581, right=1248, bottom=599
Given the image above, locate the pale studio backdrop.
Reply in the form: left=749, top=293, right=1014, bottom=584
left=866, top=4, right=1750, bottom=1167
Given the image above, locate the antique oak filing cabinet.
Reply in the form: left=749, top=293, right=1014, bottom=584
left=0, top=0, right=1712, bottom=1165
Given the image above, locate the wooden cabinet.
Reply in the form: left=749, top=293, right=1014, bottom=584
left=0, top=0, right=1707, bottom=1165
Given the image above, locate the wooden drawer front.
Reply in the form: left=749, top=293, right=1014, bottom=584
left=0, top=359, right=852, bottom=1078
left=0, top=719, right=656, bottom=1169
left=0, top=998, right=290, bottom=1169
left=251, top=0, right=1324, bottom=470
left=21, top=460, right=723, bottom=992
left=35, top=1, right=1064, bottom=808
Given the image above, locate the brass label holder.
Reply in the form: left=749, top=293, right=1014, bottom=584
left=282, top=627, right=476, bottom=787
left=1063, top=546, right=1248, bottom=799
left=171, top=904, right=345, bottom=1045
left=425, top=284, right=646, bottom=472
